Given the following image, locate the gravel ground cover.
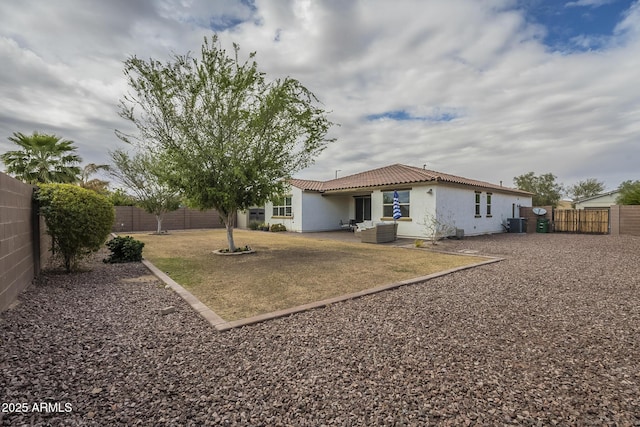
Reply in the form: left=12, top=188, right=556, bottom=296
left=1, top=233, right=639, bottom=426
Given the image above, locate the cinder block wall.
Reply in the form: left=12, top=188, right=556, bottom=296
left=0, top=173, right=49, bottom=312
left=112, top=206, right=226, bottom=232
left=519, top=206, right=553, bottom=233
left=619, top=205, right=640, bottom=236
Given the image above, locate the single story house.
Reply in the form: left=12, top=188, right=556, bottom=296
left=264, top=164, right=532, bottom=239
left=574, top=190, right=620, bottom=210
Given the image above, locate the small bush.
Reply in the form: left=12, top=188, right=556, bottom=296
left=104, top=236, right=145, bottom=263
left=270, top=223, right=287, bottom=232
left=36, top=183, right=114, bottom=272
left=248, top=220, right=261, bottom=230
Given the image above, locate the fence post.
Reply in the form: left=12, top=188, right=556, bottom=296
left=610, top=205, right=620, bottom=235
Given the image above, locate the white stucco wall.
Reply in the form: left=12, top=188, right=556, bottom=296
left=265, top=186, right=303, bottom=232
left=385, top=184, right=532, bottom=238
left=301, top=193, right=351, bottom=231
left=265, top=183, right=531, bottom=237
left=371, top=186, right=437, bottom=238
left=266, top=188, right=351, bottom=232
left=575, top=192, right=619, bottom=209
left=236, top=210, right=249, bottom=229
left=434, top=186, right=531, bottom=237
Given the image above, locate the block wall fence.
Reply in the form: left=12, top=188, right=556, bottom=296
left=112, top=206, right=227, bottom=233
left=521, top=205, right=640, bottom=236
left=0, top=172, right=50, bottom=312
left=519, top=206, right=553, bottom=233
left=611, top=205, right=640, bottom=236
left=1, top=173, right=228, bottom=312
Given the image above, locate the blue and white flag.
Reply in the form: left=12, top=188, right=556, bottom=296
left=392, top=190, right=402, bottom=220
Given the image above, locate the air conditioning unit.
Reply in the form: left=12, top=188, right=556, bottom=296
left=507, top=218, right=527, bottom=233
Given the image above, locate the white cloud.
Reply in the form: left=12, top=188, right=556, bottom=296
left=614, top=0, right=640, bottom=39
left=1, top=0, right=639, bottom=190
left=565, top=0, right=615, bottom=8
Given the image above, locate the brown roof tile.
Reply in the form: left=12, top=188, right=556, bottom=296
left=291, top=164, right=531, bottom=195
left=289, top=178, right=325, bottom=191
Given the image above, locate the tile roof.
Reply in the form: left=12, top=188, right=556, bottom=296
left=289, top=178, right=325, bottom=191
left=291, top=164, right=531, bottom=195
left=574, top=190, right=619, bottom=203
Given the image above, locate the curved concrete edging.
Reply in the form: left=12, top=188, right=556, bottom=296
left=141, top=254, right=503, bottom=332
left=142, top=260, right=227, bottom=328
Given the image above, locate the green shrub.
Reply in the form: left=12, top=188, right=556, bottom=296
left=104, top=236, right=145, bottom=263
left=35, top=183, right=115, bottom=272
left=270, top=223, right=287, bottom=232
left=248, top=220, right=261, bottom=230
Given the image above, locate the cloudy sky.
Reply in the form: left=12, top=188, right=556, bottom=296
left=1, top=0, right=638, bottom=191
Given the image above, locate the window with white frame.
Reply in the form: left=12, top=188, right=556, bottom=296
left=486, top=192, right=492, bottom=217
left=474, top=191, right=481, bottom=217
left=272, top=196, right=292, bottom=217
left=383, top=190, right=410, bottom=218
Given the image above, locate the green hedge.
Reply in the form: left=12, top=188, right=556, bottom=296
left=36, top=183, right=115, bottom=272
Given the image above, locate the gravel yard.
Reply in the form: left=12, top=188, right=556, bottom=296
left=1, top=233, right=639, bottom=426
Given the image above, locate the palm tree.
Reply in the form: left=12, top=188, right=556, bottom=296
left=79, top=163, right=111, bottom=193
left=1, top=132, right=82, bottom=184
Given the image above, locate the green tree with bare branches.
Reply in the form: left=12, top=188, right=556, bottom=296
left=117, top=36, right=335, bottom=252
left=109, top=148, right=181, bottom=234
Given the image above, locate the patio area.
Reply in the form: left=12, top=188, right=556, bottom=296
left=1, top=233, right=639, bottom=425
left=282, top=229, right=414, bottom=245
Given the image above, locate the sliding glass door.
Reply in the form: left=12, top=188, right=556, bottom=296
left=354, top=196, right=371, bottom=222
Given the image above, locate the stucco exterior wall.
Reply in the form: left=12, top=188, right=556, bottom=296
left=301, top=193, right=351, bottom=232
left=237, top=210, right=249, bottom=229
left=575, top=192, right=619, bottom=209
left=265, top=186, right=301, bottom=231
left=266, top=188, right=352, bottom=232
left=370, top=191, right=384, bottom=221
left=398, top=184, right=531, bottom=238
left=265, top=183, right=532, bottom=237
left=376, top=185, right=436, bottom=238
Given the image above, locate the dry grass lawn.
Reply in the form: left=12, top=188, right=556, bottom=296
left=132, top=229, right=484, bottom=321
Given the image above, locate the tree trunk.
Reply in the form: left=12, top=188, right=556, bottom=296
left=155, top=215, right=162, bottom=234
left=225, top=211, right=236, bottom=252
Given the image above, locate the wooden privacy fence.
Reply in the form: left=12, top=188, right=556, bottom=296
left=554, top=209, right=609, bottom=234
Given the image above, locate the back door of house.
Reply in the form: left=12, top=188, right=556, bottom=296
left=354, top=196, right=371, bottom=222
